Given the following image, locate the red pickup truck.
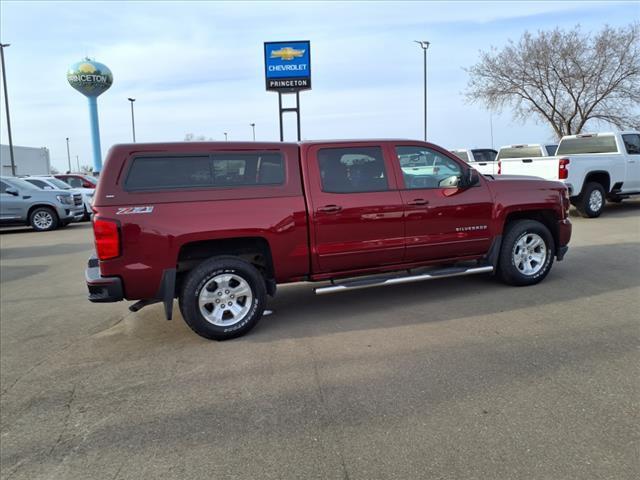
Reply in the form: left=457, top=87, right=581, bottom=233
left=86, top=140, right=571, bottom=340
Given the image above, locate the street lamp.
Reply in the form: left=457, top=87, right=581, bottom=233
left=65, top=137, right=71, bottom=173
left=127, top=97, right=136, bottom=142
left=0, top=42, right=16, bottom=176
left=76, top=155, right=80, bottom=172
left=414, top=40, right=430, bottom=141
left=223, top=132, right=228, bottom=141
left=250, top=123, right=256, bottom=141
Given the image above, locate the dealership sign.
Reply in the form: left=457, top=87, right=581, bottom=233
left=264, top=41, right=311, bottom=92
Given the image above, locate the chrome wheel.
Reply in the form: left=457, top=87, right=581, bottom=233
left=198, top=274, right=253, bottom=327
left=589, top=189, right=603, bottom=212
left=33, top=211, right=53, bottom=230
left=512, top=232, right=547, bottom=276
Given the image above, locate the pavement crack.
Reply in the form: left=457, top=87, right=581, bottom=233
left=307, top=342, right=351, bottom=480
left=48, top=383, right=77, bottom=456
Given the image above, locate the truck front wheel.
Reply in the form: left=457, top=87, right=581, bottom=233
left=576, top=182, right=606, bottom=218
left=179, top=256, right=266, bottom=340
left=497, top=220, right=555, bottom=286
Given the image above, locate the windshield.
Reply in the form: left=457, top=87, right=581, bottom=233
left=556, top=135, right=618, bottom=155
left=84, top=175, right=98, bottom=183
left=451, top=151, right=469, bottom=162
left=48, top=178, right=72, bottom=189
left=497, top=146, right=543, bottom=160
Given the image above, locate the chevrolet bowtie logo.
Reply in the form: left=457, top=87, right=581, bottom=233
left=270, top=47, right=305, bottom=61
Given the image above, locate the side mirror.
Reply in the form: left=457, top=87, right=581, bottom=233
left=462, top=168, right=480, bottom=189
left=5, top=187, right=19, bottom=196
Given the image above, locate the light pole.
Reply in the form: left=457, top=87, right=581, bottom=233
left=414, top=40, right=430, bottom=141
left=223, top=132, right=228, bottom=141
left=0, top=43, right=16, bottom=176
left=65, top=137, right=71, bottom=173
left=489, top=113, right=494, bottom=149
left=250, top=123, right=255, bottom=141
left=76, top=155, right=80, bottom=172
left=128, top=97, right=136, bottom=142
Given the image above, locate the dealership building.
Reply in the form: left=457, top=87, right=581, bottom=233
left=0, top=144, right=51, bottom=176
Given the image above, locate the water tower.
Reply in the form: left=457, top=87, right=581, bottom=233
left=67, top=58, right=113, bottom=173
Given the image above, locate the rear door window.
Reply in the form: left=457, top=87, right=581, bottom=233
left=125, top=153, right=284, bottom=191
left=622, top=134, right=640, bottom=154
left=317, top=147, right=388, bottom=193
left=25, top=179, right=49, bottom=189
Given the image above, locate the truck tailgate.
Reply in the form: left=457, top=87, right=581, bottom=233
left=500, top=156, right=559, bottom=180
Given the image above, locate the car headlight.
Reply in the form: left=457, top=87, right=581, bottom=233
left=57, top=194, right=73, bottom=205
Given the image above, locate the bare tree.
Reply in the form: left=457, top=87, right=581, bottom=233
left=465, top=23, right=640, bottom=138
left=80, top=165, right=93, bottom=174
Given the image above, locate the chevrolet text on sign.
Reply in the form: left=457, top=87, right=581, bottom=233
left=264, top=41, right=311, bottom=92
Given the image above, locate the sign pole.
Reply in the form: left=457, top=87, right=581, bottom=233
left=296, top=91, right=301, bottom=141
left=278, top=92, right=284, bottom=142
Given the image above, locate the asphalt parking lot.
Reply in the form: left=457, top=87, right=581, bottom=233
left=1, top=202, right=639, bottom=480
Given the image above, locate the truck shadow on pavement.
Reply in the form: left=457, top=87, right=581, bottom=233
left=569, top=199, right=640, bottom=219
left=247, top=241, right=640, bottom=342
left=0, top=242, right=92, bottom=260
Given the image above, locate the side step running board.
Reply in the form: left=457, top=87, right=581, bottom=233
left=314, top=265, right=494, bottom=295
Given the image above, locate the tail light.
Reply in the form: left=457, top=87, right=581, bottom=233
left=93, top=218, right=120, bottom=260
left=497, top=160, right=501, bottom=175
left=558, top=158, right=570, bottom=179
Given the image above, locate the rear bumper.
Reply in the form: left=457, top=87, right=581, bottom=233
left=85, top=255, right=124, bottom=302
left=556, top=218, right=572, bottom=261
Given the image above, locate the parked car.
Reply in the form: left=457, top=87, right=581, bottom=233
left=0, top=176, right=84, bottom=231
left=498, top=132, right=640, bottom=217
left=54, top=173, right=98, bottom=189
left=23, top=176, right=93, bottom=221
left=451, top=148, right=498, bottom=175
left=85, top=140, right=571, bottom=340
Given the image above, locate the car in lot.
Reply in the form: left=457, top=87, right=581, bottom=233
left=451, top=148, right=498, bottom=175
left=23, top=175, right=94, bottom=221
left=498, top=132, right=640, bottom=217
left=0, top=176, right=84, bottom=231
left=85, top=140, right=572, bottom=340
left=54, top=173, right=98, bottom=189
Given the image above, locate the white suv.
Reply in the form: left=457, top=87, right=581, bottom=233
left=23, top=176, right=94, bottom=221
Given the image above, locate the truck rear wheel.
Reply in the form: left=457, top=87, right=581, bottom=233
left=576, top=182, right=606, bottom=218
left=497, top=220, right=554, bottom=286
left=29, top=207, right=59, bottom=232
left=179, top=256, right=266, bottom=340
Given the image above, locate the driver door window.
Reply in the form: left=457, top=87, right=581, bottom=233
left=395, top=146, right=462, bottom=189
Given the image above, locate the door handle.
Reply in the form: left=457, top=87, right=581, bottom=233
left=479, top=163, right=487, bottom=166
left=317, top=204, right=342, bottom=213
left=522, top=159, right=533, bottom=163
left=407, top=198, right=429, bottom=206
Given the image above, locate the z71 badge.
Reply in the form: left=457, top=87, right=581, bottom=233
left=116, top=206, right=154, bottom=215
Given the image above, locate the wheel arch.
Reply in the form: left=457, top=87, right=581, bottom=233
left=581, top=171, right=611, bottom=195
left=176, top=236, right=276, bottom=295
left=503, top=209, right=559, bottom=251
left=27, top=203, right=59, bottom=222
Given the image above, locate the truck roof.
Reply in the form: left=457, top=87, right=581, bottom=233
left=108, top=139, right=419, bottom=151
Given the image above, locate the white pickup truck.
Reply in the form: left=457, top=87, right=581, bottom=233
left=498, top=132, right=640, bottom=217
left=450, top=148, right=498, bottom=175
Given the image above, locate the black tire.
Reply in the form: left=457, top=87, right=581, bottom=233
left=497, top=220, right=555, bottom=286
left=179, top=256, right=266, bottom=340
left=82, top=206, right=92, bottom=221
left=29, top=207, right=59, bottom=232
left=576, top=182, right=606, bottom=218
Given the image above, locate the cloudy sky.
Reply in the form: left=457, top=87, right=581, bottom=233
left=1, top=0, right=637, bottom=171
